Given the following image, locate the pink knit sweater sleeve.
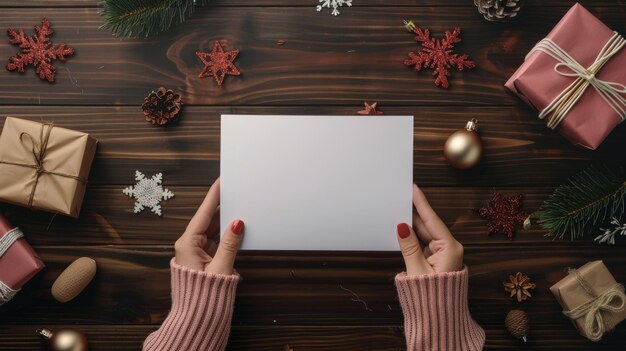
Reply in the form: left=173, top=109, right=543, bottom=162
left=395, top=267, right=485, bottom=351
left=143, top=259, right=239, bottom=351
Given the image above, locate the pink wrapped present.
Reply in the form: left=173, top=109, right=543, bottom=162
left=505, top=3, right=626, bottom=150
left=0, top=213, right=44, bottom=305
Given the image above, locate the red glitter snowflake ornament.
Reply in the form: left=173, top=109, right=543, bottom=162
left=403, top=20, right=475, bottom=89
left=6, top=18, right=75, bottom=83
left=478, top=192, right=527, bottom=240
left=357, top=102, right=383, bottom=115
left=196, top=41, right=240, bottom=86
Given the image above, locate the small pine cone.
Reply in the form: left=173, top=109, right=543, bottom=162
left=142, top=87, right=183, bottom=126
left=474, top=0, right=524, bottom=22
left=505, top=309, right=529, bottom=342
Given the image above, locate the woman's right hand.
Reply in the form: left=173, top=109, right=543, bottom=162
left=396, top=184, right=464, bottom=276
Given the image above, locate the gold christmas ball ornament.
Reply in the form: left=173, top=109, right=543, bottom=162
left=36, top=328, right=89, bottom=351
left=505, top=309, right=529, bottom=342
left=443, top=119, right=483, bottom=169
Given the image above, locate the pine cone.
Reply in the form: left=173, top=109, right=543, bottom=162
left=474, top=0, right=524, bottom=22
left=142, top=87, right=182, bottom=126
left=505, top=309, right=529, bottom=342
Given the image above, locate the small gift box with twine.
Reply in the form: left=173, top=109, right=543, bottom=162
left=550, top=260, right=626, bottom=341
left=505, top=4, right=626, bottom=150
left=0, top=117, right=98, bottom=218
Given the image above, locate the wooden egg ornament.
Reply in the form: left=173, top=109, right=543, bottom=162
left=51, top=257, right=97, bottom=303
left=505, top=309, right=529, bottom=342
left=36, top=328, right=88, bottom=351
left=443, top=119, right=483, bottom=169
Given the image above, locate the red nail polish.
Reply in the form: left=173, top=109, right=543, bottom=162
left=397, top=223, right=411, bottom=239
left=231, top=220, right=244, bottom=235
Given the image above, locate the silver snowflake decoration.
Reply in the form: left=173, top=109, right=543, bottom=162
left=123, top=171, right=174, bottom=216
left=316, top=0, right=352, bottom=16
left=594, top=217, right=626, bottom=245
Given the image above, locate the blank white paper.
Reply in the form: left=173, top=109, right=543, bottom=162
left=220, top=115, right=414, bottom=251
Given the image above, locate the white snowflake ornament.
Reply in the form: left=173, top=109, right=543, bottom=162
left=316, top=0, right=352, bottom=16
left=123, top=171, right=174, bottom=216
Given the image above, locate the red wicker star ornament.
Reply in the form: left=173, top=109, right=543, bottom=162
left=478, top=192, right=527, bottom=240
left=6, top=18, right=75, bottom=83
left=196, top=41, right=240, bottom=86
left=357, top=102, right=383, bottom=115
left=403, top=21, right=475, bottom=89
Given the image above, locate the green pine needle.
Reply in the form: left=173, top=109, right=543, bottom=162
left=536, top=165, right=626, bottom=240
left=99, top=0, right=210, bottom=38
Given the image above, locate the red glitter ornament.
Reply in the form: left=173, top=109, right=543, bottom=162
left=6, top=18, right=75, bottom=83
left=196, top=41, right=240, bottom=86
left=403, top=21, right=475, bottom=89
left=478, top=192, right=527, bottom=240
left=357, top=102, right=383, bottom=115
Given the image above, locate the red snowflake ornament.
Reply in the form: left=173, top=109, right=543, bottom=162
left=403, top=21, right=475, bottom=89
left=6, top=18, right=75, bottom=83
left=478, top=192, right=527, bottom=240
left=196, top=41, right=240, bottom=86
left=357, top=101, right=383, bottom=115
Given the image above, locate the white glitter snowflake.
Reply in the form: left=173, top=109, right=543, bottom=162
left=316, top=0, right=352, bottom=16
left=123, top=171, right=174, bottom=216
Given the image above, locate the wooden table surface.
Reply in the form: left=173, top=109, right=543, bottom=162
left=1, top=0, right=625, bottom=350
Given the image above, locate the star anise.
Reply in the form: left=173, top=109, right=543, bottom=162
left=503, top=272, right=536, bottom=302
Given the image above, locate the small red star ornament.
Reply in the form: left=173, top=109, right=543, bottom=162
left=478, top=191, right=527, bottom=240
left=6, top=18, right=75, bottom=83
left=357, top=102, right=383, bottom=115
left=403, top=20, right=475, bottom=89
left=196, top=41, right=240, bottom=86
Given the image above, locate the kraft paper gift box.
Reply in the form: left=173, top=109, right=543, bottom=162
left=0, top=117, right=98, bottom=217
left=0, top=213, right=45, bottom=305
left=550, top=261, right=626, bottom=341
left=505, top=3, right=626, bottom=150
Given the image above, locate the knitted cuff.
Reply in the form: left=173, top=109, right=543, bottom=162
left=395, top=267, right=485, bottom=351
left=143, top=258, right=240, bottom=351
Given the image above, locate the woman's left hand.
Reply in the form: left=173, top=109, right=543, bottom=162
left=174, top=178, right=245, bottom=275
left=396, top=184, right=464, bottom=276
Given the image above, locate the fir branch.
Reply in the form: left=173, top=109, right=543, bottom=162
left=536, top=166, right=626, bottom=240
left=99, top=0, right=210, bottom=38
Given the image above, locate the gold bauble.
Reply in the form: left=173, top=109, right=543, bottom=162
left=37, top=328, right=89, bottom=351
left=443, top=119, right=483, bottom=169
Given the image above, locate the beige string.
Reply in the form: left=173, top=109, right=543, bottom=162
left=0, top=122, right=86, bottom=208
left=0, top=227, right=24, bottom=305
left=562, top=268, right=626, bottom=341
left=527, top=32, right=626, bottom=129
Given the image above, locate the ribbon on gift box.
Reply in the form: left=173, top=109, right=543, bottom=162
left=527, top=32, right=626, bottom=129
left=562, top=268, right=626, bottom=341
left=0, top=227, right=24, bottom=305
left=0, top=122, right=87, bottom=208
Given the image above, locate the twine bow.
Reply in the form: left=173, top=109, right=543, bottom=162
left=0, top=122, right=86, bottom=208
left=562, top=268, right=626, bottom=341
left=527, top=32, right=626, bottom=129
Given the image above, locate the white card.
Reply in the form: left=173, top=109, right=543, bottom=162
left=220, top=115, right=413, bottom=251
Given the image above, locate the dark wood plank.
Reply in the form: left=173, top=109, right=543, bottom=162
left=1, top=245, right=625, bottom=328
left=1, top=107, right=623, bottom=188
left=1, top=324, right=624, bottom=351
left=1, top=186, right=618, bottom=246
left=1, top=6, right=624, bottom=106
left=3, top=0, right=625, bottom=8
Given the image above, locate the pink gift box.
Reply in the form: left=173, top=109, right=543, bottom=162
left=505, top=3, right=626, bottom=150
left=0, top=213, right=44, bottom=304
